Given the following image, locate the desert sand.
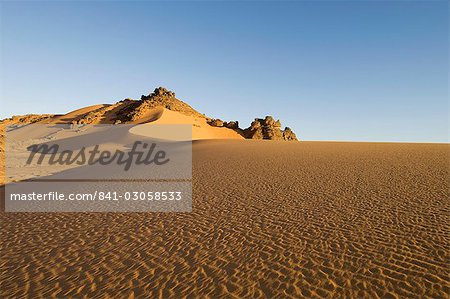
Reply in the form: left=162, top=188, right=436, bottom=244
left=0, top=103, right=242, bottom=185
left=131, top=107, right=243, bottom=140
left=0, top=140, right=448, bottom=298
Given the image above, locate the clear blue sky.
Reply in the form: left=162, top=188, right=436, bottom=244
left=1, top=1, right=448, bottom=142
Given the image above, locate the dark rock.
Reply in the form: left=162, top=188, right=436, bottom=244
left=224, top=121, right=239, bottom=129
left=283, top=127, right=297, bottom=141
left=243, top=116, right=298, bottom=141
left=208, top=119, right=224, bottom=127
left=135, top=87, right=204, bottom=120
left=149, top=87, right=176, bottom=98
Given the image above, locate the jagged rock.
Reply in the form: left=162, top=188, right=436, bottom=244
left=244, top=119, right=263, bottom=139
left=141, top=87, right=176, bottom=100
left=283, top=127, right=297, bottom=141
left=150, top=87, right=175, bottom=98
left=0, top=87, right=299, bottom=142
left=244, top=116, right=298, bottom=141
left=129, top=87, right=204, bottom=122
left=248, top=126, right=264, bottom=139
left=208, top=119, right=224, bottom=127
left=224, top=121, right=239, bottom=129
left=265, top=127, right=283, bottom=140
left=113, top=101, right=141, bottom=123
left=250, top=119, right=262, bottom=129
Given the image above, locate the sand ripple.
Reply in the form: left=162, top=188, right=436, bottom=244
left=1, top=141, right=449, bottom=298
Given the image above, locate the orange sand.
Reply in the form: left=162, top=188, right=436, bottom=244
left=131, top=108, right=243, bottom=140
left=0, top=141, right=449, bottom=298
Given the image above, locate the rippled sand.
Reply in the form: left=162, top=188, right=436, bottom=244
left=1, top=141, right=449, bottom=298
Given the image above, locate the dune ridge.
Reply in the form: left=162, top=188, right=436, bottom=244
left=0, top=87, right=298, bottom=141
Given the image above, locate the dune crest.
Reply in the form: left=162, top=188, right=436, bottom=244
left=130, top=108, right=244, bottom=141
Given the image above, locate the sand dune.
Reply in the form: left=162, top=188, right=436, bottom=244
left=0, top=103, right=243, bottom=184
left=46, top=104, right=110, bottom=124
left=0, top=87, right=297, bottom=142
left=1, top=141, right=448, bottom=298
left=131, top=108, right=243, bottom=140
left=1, top=104, right=243, bottom=141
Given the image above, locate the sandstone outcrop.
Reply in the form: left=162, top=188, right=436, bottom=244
left=224, top=121, right=239, bottom=130
left=243, top=116, right=298, bottom=141
left=0, top=87, right=299, bottom=140
left=208, top=119, right=224, bottom=127
left=136, top=87, right=204, bottom=119
left=283, top=127, right=297, bottom=141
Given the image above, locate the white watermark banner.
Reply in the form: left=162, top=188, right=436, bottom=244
left=5, top=124, right=192, bottom=212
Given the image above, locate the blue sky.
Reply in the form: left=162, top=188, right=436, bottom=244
left=1, top=1, right=448, bottom=142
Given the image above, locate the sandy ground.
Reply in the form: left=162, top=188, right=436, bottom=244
left=0, top=141, right=449, bottom=298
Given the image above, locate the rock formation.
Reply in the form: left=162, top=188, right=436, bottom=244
left=283, top=127, right=297, bottom=141
left=208, top=119, right=224, bottom=127
left=0, top=87, right=299, bottom=141
left=224, top=121, right=239, bottom=130
left=137, top=87, right=204, bottom=119
left=243, top=116, right=298, bottom=141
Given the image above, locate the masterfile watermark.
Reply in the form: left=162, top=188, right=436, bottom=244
left=26, top=141, right=170, bottom=171
left=5, top=124, right=192, bottom=212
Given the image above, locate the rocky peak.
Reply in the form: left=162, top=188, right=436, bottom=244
left=141, top=87, right=176, bottom=100
left=1, top=86, right=299, bottom=141
left=119, top=87, right=204, bottom=122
